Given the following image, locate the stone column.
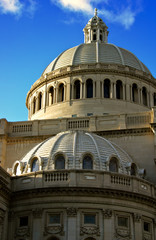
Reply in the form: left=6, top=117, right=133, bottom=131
left=103, top=209, right=113, bottom=240
left=150, top=92, right=154, bottom=108
left=32, top=209, right=43, bottom=240
left=93, top=81, right=96, bottom=98
left=126, top=84, right=130, bottom=101
left=153, top=218, right=156, bottom=239
left=147, top=92, right=150, bottom=107
left=102, top=81, right=104, bottom=98
left=113, top=83, right=116, bottom=99
left=138, top=88, right=140, bottom=104
left=130, top=85, right=132, bottom=101
left=66, top=81, right=71, bottom=101
left=56, top=87, right=58, bottom=103
left=66, top=208, right=77, bottom=240
left=123, top=84, right=126, bottom=100
left=72, top=83, right=74, bottom=99
left=0, top=210, right=5, bottom=240
left=8, top=211, right=15, bottom=240
left=140, top=89, right=143, bottom=105
left=110, top=82, right=113, bottom=99
left=83, top=82, right=86, bottom=99
left=80, top=82, right=83, bottom=99
left=44, top=84, right=47, bottom=112
left=133, top=213, right=142, bottom=240
left=96, top=80, right=101, bottom=98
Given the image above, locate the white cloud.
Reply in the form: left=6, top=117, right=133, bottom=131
left=51, top=0, right=142, bottom=29
left=0, top=0, right=37, bottom=17
left=0, top=0, right=23, bottom=14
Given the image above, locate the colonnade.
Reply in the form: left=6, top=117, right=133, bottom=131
left=30, top=78, right=156, bottom=115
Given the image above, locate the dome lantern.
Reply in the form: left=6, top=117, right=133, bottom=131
left=83, top=8, right=109, bottom=44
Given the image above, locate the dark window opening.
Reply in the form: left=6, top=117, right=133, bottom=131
left=74, top=80, right=80, bottom=99
left=55, top=155, right=65, bottom=169
left=100, top=34, right=102, bottom=41
left=93, top=34, right=96, bottom=40
left=19, top=216, right=28, bottom=227
left=118, top=216, right=128, bottom=228
left=49, top=214, right=60, bottom=224
left=33, top=98, right=36, bottom=114
left=142, top=87, right=147, bottom=106
left=83, top=155, right=93, bottom=169
left=144, top=222, right=150, bottom=232
left=109, top=158, right=118, bottom=172
left=154, top=93, right=156, bottom=106
left=132, top=83, right=138, bottom=103
left=131, top=163, right=137, bottom=176
left=58, top=83, right=64, bottom=102
left=104, top=79, right=110, bottom=98
left=86, top=79, right=93, bottom=98
left=116, top=80, right=123, bottom=99
left=49, top=87, right=54, bottom=105
left=31, top=158, right=39, bottom=172
left=84, top=214, right=96, bottom=224
left=38, top=92, right=42, bottom=110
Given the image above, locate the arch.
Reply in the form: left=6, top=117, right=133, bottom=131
left=153, top=93, right=156, bottom=106
left=31, top=158, right=39, bottom=172
left=74, top=80, right=80, bottom=99
left=132, top=83, right=138, bottom=103
left=116, top=80, right=123, bottom=100
left=84, top=238, right=96, bottom=240
left=32, top=97, right=36, bottom=114
left=55, top=154, right=65, bottom=170
left=109, top=157, right=118, bottom=172
left=86, top=79, right=93, bottom=98
left=104, top=79, right=110, bottom=98
left=130, top=163, right=137, bottom=176
left=12, top=161, right=21, bottom=175
left=142, top=87, right=147, bottom=106
left=38, top=92, right=42, bottom=110
left=83, top=154, right=93, bottom=169
left=58, top=83, right=64, bottom=102
left=47, top=237, right=60, bottom=240
left=48, top=86, right=54, bottom=105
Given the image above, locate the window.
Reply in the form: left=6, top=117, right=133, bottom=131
left=49, top=87, right=54, bottom=105
left=84, top=214, right=96, bottom=224
left=116, top=80, right=123, bottom=99
left=19, top=216, right=28, bottom=227
left=55, top=155, right=65, bottom=169
left=58, top=83, right=64, bottom=102
left=74, top=80, right=80, bottom=99
left=87, top=113, right=93, bottom=116
left=144, top=221, right=151, bottom=232
left=86, top=79, right=93, bottom=98
left=142, top=87, right=147, bottom=106
left=33, top=97, right=36, bottom=114
left=14, top=163, right=20, bottom=175
left=132, top=83, right=138, bottom=103
left=118, top=216, right=128, bottom=228
left=38, top=92, right=42, bottom=110
left=104, top=79, right=110, bottom=98
left=109, top=157, right=118, bottom=172
left=154, top=93, right=156, bottom=106
left=49, top=214, right=60, bottom=225
left=83, top=155, right=93, bottom=169
left=31, top=158, right=39, bottom=172
left=130, top=163, right=137, bottom=176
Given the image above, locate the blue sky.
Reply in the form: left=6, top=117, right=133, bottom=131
left=0, top=0, right=156, bottom=122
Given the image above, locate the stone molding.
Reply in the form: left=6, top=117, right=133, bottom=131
left=44, top=225, right=64, bottom=236
left=133, top=213, right=142, bottom=222
left=66, top=207, right=77, bottom=217
left=103, top=209, right=112, bottom=218
left=15, top=226, right=30, bottom=238
left=115, top=228, right=131, bottom=239
left=32, top=208, right=43, bottom=218
left=80, top=226, right=100, bottom=236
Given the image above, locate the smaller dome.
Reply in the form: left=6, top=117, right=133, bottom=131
left=12, top=131, right=142, bottom=177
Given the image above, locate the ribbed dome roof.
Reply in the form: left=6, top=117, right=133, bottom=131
left=14, top=131, right=137, bottom=175
left=43, top=43, right=150, bottom=75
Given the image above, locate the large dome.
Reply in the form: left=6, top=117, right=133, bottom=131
left=12, top=131, right=143, bottom=176
left=43, top=43, right=150, bottom=75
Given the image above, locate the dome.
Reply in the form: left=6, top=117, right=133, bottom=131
left=12, top=131, right=143, bottom=176
left=42, top=42, right=150, bottom=75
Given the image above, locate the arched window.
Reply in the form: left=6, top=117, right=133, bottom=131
left=58, top=83, right=64, bottom=102
left=74, top=80, right=80, bottom=99
left=31, top=158, right=39, bottom=172
left=153, top=93, right=156, bottom=106
left=116, top=80, right=123, bottom=99
left=104, top=79, right=110, bottom=98
left=83, top=155, right=93, bottom=169
left=109, top=157, right=118, bottom=172
left=142, top=87, right=147, bottom=106
left=38, top=92, right=42, bottom=110
left=131, top=163, right=137, bottom=176
left=132, top=83, right=138, bottom=103
left=48, top=87, right=54, bottom=105
left=86, top=79, right=93, bottom=98
left=33, top=97, right=36, bottom=114
left=55, top=155, right=65, bottom=170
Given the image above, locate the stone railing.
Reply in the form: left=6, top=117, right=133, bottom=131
left=126, top=113, right=151, bottom=128
left=11, top=170, right=156, bottom=200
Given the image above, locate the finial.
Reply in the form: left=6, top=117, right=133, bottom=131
left=94, top=8, right=98, bottom=16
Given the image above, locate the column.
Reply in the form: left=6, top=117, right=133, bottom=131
left=123, top=84, right=126, bottom=100
left=102, top=81, right=104, bottom=98
left=130, top=85, right=132, bottom=101
left=133, top=213, right=142, bottom=240
left=138, top=88, right=140, bottom=104
left=103, top=209, right=113, bottom=240
left=0, top=210, right=5, bottom=240
left=147, top=92, right=150, bottom=107
left=126, top=84, right=130, bottom=101
left=113, top=83, right=116, bottom=99
left=80, top=82, right=83, bottom=99
left=32, top=209, right=43, bottom=240
left=93, top=81, right=96, bottom=98
left=110, top=82, right=113, bottom=99
left=56, top=87, right=58, bottom=103
left=44, top=84, right=47, bottom=112
left=72, top=83, right=74, bottom=99
left=66, top=208, right=77, bottom=240
left=96, top=80, right=101, bottom=98
left=150, top=92, right=154, bottom=108
left=83, top=82, right=86, bottom=99
left=140, top=89, right=143, bottom=105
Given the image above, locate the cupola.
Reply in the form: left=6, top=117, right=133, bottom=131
left=83, top=8, right=109, bottom=43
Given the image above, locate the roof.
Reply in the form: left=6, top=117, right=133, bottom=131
left=42, top=42, right=150, bottom=75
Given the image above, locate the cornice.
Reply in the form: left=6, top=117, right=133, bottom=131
left=10, top=186, right=156, bottom=208
left=95, top=128, right=153, bottom=137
